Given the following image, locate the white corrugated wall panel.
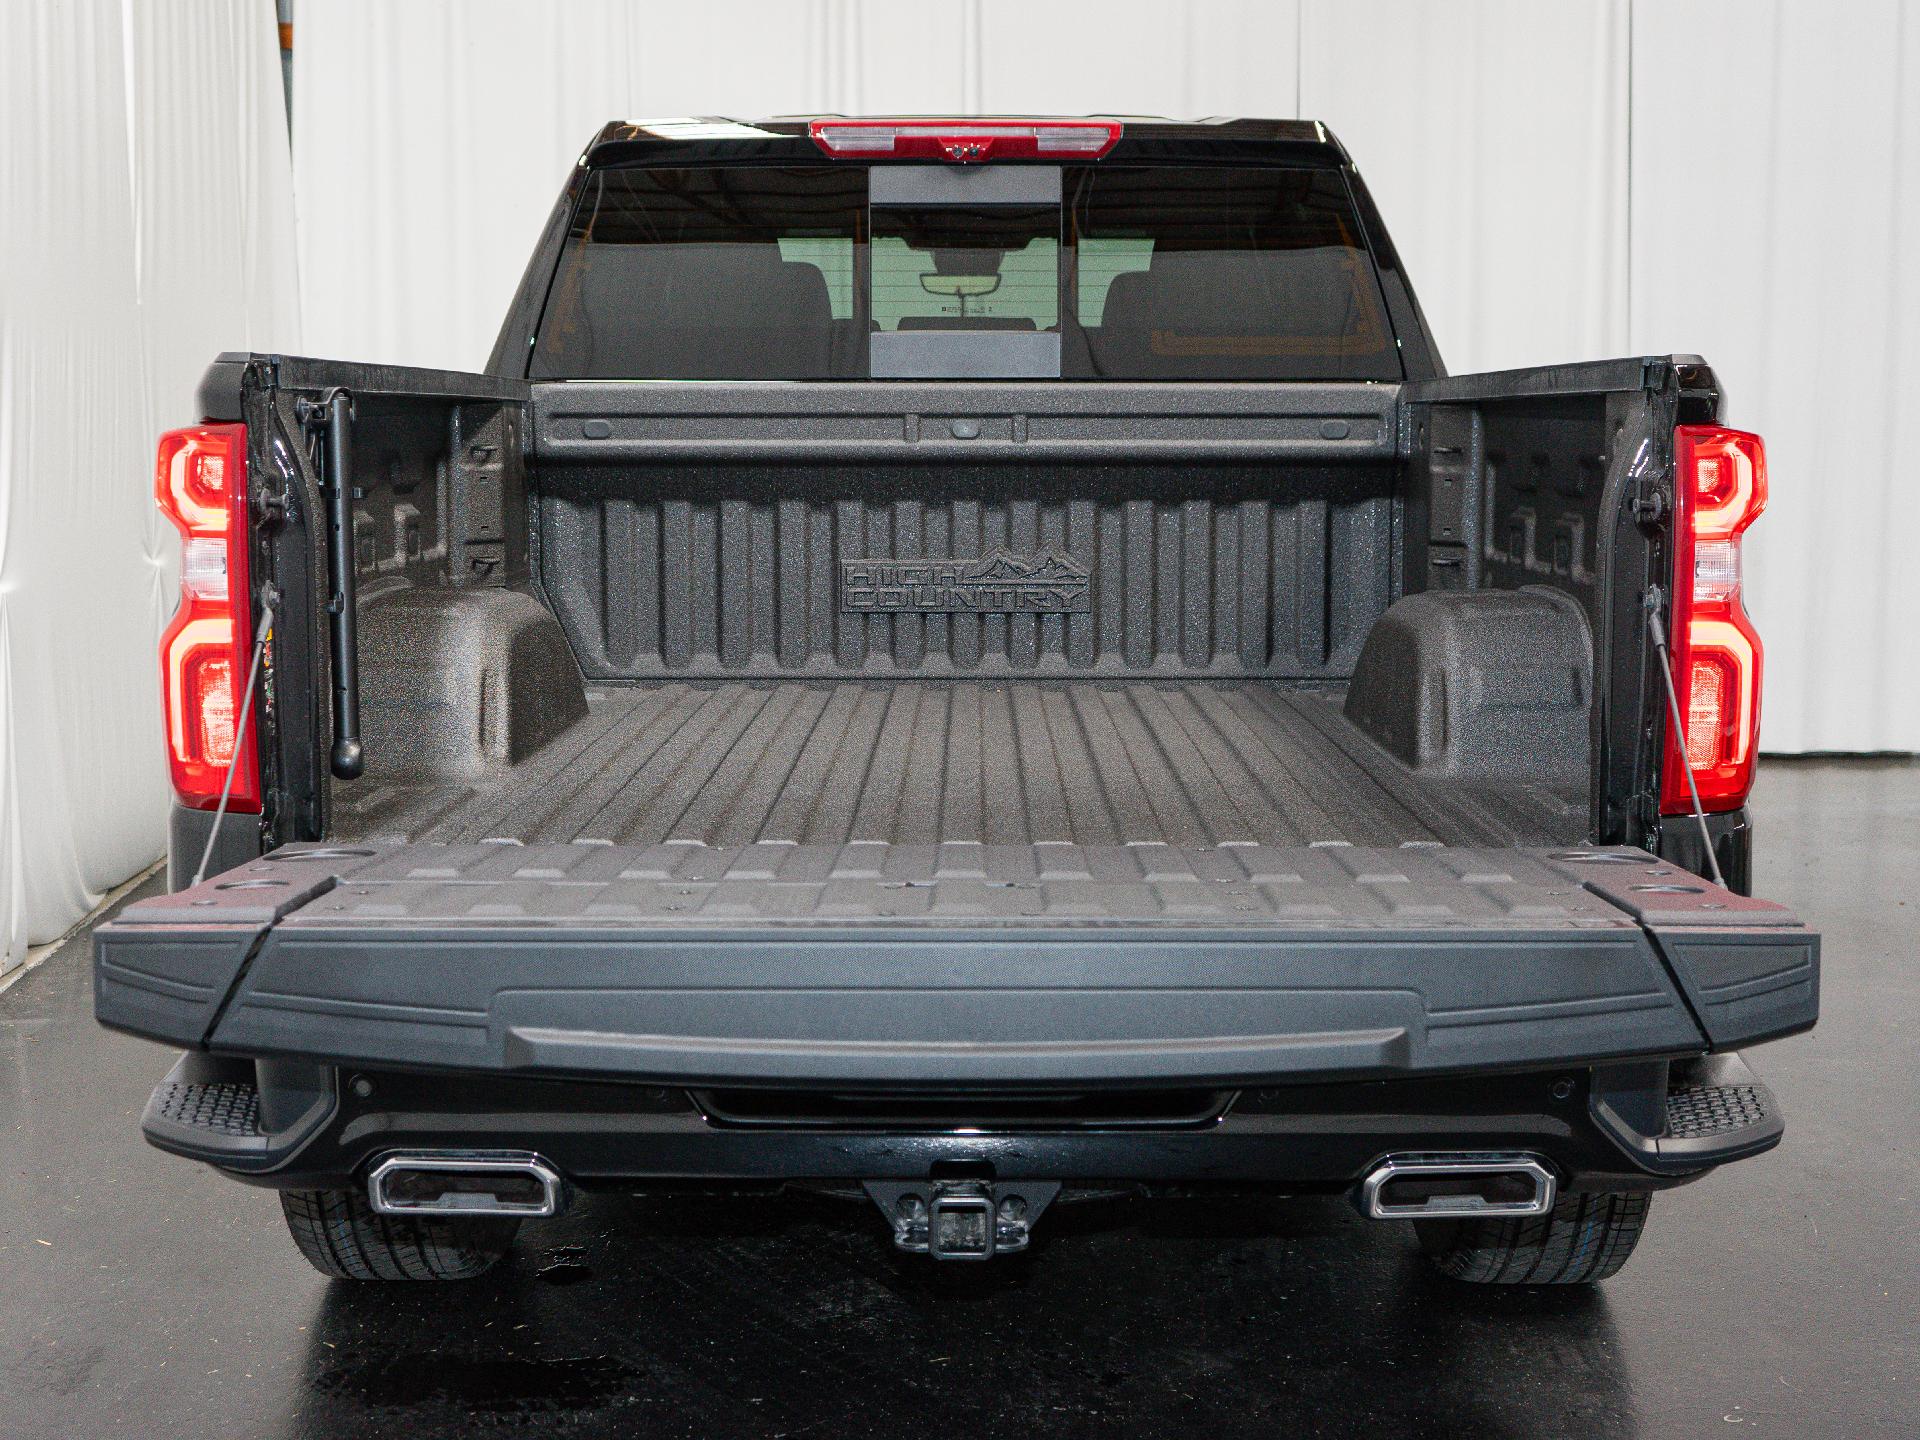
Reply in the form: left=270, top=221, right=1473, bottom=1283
left=1300, top=0, right=1631, bottom=377
left=1628, top=1, right=1920, bottom=753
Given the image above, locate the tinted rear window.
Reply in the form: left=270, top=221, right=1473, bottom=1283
left=531, top=167, right=866, bottom=380
left=1068, top=167, right=1396, bottom=380
left=531, top=164, right=1397, bottom=381
left=871, top=203, right=1059, bottom=334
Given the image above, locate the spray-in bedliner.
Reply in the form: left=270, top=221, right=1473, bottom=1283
left=331, top=680, right=1586, bottom=850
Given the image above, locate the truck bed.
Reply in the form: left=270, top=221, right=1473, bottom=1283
left=332, top=679, right=1585, bottom=852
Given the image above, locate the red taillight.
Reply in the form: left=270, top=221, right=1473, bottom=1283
left=1661, top=425, right=1766, bottom=814
left=807, top=118, right=1121, bottom=163
left=156, top=424, right=259, bottom=812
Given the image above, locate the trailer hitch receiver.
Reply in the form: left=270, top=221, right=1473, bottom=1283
left=863, top=1180, right=1061, bottom=1260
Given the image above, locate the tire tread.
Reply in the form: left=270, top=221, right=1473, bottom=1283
left=1418, top=1191, right=1650, bottom=1285
left=279, top=1188, right=517, bottom=1281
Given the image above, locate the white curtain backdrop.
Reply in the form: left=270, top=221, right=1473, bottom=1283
left=1300, top=1, right=1631, bottom=377
left=0, top=0, right=298, bottom=974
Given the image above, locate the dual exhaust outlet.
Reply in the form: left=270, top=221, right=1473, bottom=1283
left=368, top=1151, right=568, bottom=1218
left=1358, top=1153, right=1557, bottom=1221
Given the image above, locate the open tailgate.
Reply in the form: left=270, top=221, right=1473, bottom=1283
left=95, top=842, right=1817, bottom=1087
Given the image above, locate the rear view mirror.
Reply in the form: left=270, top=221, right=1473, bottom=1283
left=919, top=273, right=1001, bottom=298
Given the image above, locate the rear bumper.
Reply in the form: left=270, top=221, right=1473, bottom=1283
left=139, top=1048, right=1786, bottom=1193
left=100, top=840, right=1815, bottom=1192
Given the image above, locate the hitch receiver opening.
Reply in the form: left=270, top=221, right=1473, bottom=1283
left=864, top=1180, right=1061, bottom=1260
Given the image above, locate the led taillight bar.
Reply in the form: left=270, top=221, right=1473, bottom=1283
left=1661, top=425, right=1767, bottom=815
left=156, top=424, right=260, bottom=813
left=808, top=118, right=1122, bottom=162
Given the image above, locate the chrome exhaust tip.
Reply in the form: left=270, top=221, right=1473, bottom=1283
left=367, top=1151, right=567, bottom=1218
left=1359, top=1153, right=1556, bottom=1220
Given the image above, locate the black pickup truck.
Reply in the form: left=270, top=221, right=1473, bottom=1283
left=99, top=116, right=1817, bottom=1283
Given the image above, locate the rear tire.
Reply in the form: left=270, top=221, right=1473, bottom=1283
left=279, top=1188, right=519, bottom=1280
left=1415, top=1191, right=1650, bottom=1285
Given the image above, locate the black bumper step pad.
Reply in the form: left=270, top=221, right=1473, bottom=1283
left=149, top=1078, right=263, bottom=1139
left=1666, top=1080, right=1770, bottom=1140
left=138, top=1053, right=336, bottom=1173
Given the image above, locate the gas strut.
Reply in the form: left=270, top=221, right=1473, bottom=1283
left=300, top=388, right=365, bottom=779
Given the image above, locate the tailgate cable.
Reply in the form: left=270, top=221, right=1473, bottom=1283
left=192, top=597, right=276, bottom=888
left=1644, top=588, right=1726, bottom=888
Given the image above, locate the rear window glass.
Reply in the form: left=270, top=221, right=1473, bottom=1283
left=1066, top=167, right=1396, bottom=380
left=870, top=205, right=1059, bottom=333
left=531, top=163, right=1397, bottom=381
left=531, top=167, right=867, bottom=379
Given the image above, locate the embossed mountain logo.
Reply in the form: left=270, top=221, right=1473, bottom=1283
left=841, top=549, right=1093, bottom=614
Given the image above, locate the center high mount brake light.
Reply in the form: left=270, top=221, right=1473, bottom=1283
left=808, top=118, right=1122, bottom=163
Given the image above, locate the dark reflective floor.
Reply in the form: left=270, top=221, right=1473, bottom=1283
left=3, top=759, right=1915, bottom=1438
